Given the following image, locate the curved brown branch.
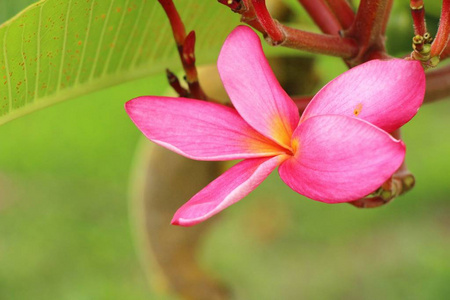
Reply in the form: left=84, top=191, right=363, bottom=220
left=297, top=0, right=342, bottom=35
left=344, top=0, right=391, bottom=65
left=324, top=0, right=355, bottom=29
left=410, top=0, right=427, bottom=36
left=219, top=0, right=359, bottom=58
left=431, top=0, right=450, bottom=57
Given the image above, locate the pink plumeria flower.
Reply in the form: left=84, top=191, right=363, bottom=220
left=126, top=26, right=425, bottom=227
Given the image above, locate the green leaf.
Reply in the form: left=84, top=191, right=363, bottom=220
left=0, top=0, right=239, bottom=125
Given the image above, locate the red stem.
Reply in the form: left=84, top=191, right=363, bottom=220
left=410, top=0, right=427, bottom=36
left=166, top=69, right=189, bottom=97
left=381, top=0, right=394, bottom=35
left=324, top=0, right=355, bottom=29
left=159, top=0, right=207, bottom=100
left=297, top=0, right=342, bottom=35
left=292, top=96, right=313, bottom=114
left=439, top=42, right=450, bottom=59
left=217, top=0, right=241, bottom=11
left=280, top=25, right=358, bottom=58
left=345, top=0, right=390, bottom=63
left=158, top=0, right=186, bottom=47
left=219, top=0, right=358, bottom=59
left=251, top=0, right=284, bottom=44
left=431, top=0, right=450, bottom=57
left=181, top=31, right=206, bottom=99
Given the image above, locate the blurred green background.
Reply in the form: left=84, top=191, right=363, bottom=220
left=1, top=1, right=450, bottom=300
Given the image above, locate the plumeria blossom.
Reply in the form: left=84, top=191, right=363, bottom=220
left=125, top=26, right=425, bottom=227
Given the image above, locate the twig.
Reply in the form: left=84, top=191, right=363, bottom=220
left=166, top=69, right=189, bottom=97
left=219, top=0, right=358, bottom=58
left=292, top=95, right=313, bottom=114
left=345, top=0, right=391, bottom=64
left=251, top=0, right=284, bottom=44
left=296, top=0, right=342, bottom=35
left=158, top=0, right=207, bottom=100
left=279, top=25, right=358, bottom=58
left=324, top=0, right=355, bottom=29
left=158, top=0, right=185, bottom=47
left=410, top=0, right=427, bottom=36
left=381, top=0, right=394, bottom=35
left=431, top=0, right=450, bottom=57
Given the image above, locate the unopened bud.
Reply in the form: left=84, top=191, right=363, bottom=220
left=182, top=31, right=196, bottom=65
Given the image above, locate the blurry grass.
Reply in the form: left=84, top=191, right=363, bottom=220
left=0, top=75, right=167, bottom=299
left=0, top=69, right=449, bottom=300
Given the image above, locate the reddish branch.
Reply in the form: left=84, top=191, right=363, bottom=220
left=220, top=0, right=399, bottom=65
left=220, top=0, right=358, bottom=58
left=166, top=69, right=189, bottom=98
left=410, top=0, right=427, bottom=36
left=292, top=96, right=313, bottom=115
left=296, top=0, right=342, bottom=35
left=217, top=0, right=265, bottom=33
left=439, top=42, right=450, bottom=60
left=381, top=0, right=394, bottom=35
left=279, top=26, right=358, bottom=58
left=431, top=0, right=450, bottom=57
left=158, top=0, right=207, bottom=100
left=324, top=0, right=355, bottom=29
left=251, top=0, right=284, bottom=44
left=344, top=0, right=392, bottom=64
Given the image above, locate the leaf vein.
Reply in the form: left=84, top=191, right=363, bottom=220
left=20, top=22, right=29, bottom=104
left=89, top=0, right=115, bottom=80
left=75, top=0, right=95, bottom=85
left=102, top=0, right=130, bottom=76
left=57, top=0, right=72, bottom=91
left=130, top=2, right=157, bottom=68
left=116, top=0, right=146, bottom=72
left=34, top=3, right=45, bottom=101
left=3, top=26, right=12, bottom=111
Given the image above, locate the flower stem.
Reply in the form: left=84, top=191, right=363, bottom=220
left=324, top=0, right=355, bottom=29
left=296, top=0, right=342, bottom=35
left=219, top=0, right=358, bottom=58
left=158, top=0, right=207, bottom=100
left=381, top=0, right=394, bottom=35
left=251, top=0, right=285, bottom=44
left=280, top=25, right=358, bottom=58
left=158, top=0, right=186, bottom=47
left=166, top=69, right=189, bottom=97
left=291, top=95, right=313, bottom=115
left=410, top=0, right=427, bottom=36
left=431, top=0, right=450, bottom=57
left=345, top=0, right=391, bottom=64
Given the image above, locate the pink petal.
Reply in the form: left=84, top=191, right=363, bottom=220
left=172, top=155, right=286, bottom=226
left=217, top=26, right=300, bottom=149
left=301, top=59, right=425, bottom=133
left=279, top=115, right=405, bottom=203
left=126, top=96, right=288, bottom=161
